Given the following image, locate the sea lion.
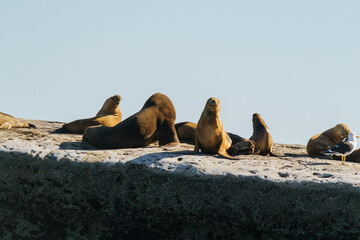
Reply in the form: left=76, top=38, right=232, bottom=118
left=347, top=149, right=360, bottom=162
left=0, top=112, right=36, bottom=129
left=194, top=97, right=233, bottom=159
left=249, top=113, right=275, bottom=156
left=175, top=122, right=197, bottom=144
left=307, top=123, right=351, bottom=157
left=57, top=95, right=122, bottom=134
left=176, top=121, right=254, bottom=154
left=82, top=93, right=180, bottom=149
left=227, top=133, right=255, bottom=155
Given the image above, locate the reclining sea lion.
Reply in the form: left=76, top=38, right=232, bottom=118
left=57, top=95, right=122, bottom=134
left=307, top=123, right=350, bottom=157
left=83, top=93, right=180, bottom=149
left=0, top=112, right=36, bottom=129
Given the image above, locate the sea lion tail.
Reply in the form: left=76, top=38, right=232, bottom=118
left=28, top=123, right=37, bottom=129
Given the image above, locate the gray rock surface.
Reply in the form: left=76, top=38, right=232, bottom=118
left=1, top=120, right=360, bottom=239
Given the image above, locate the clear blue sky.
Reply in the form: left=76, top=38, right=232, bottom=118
left=1, top=1, right=359, bottom=145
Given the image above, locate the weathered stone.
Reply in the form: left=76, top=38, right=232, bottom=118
left=1, top=120, right=360, bottom=239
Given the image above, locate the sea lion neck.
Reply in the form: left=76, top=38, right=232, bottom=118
left=204, top=108, right=220, bottom=118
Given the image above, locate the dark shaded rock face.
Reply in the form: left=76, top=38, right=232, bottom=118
left=1, top=151, right=360, bottom=240
left=1, top=120, right=360, bottom=239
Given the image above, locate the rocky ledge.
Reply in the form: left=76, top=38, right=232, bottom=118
left=1, top=120, right=360, bottom=239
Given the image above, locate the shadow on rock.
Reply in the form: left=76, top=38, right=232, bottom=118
left=59, top=141, right=97, bottom=150
left=284, top=153, right=309, bottom=158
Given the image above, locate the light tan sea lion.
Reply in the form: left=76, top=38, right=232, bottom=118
left=175, top=121, right=254, bottom=154
left=249, top=113, right=275, bottom=156
left=83, top=93, right=180, bottom=149
left=57, top=95, right=122, bottom=134
left=194, top=98, right=233, bottom=159
left=307, top=123, right=351, bottom=157
left=0, top=112, right=36, bottom=129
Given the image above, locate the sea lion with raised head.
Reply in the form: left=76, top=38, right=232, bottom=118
left=83, top=93, right=180, bottom=149
left=176, top=121, right=254, bottom=154
left=194, top=98, right=233, bottom=159
left=0, top=112, right=36, bottom=129
left=249, top=113, right=275, bottom=156
left=57, top=95, right=122, bottom=134
left=307, top=123, right=351, bottom=157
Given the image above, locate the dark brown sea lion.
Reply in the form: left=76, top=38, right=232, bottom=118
left=82, top=93, right=180, bottom=149
left=249, top=113, right=275, bottom=156
left=226, top=133, right=255, bottom=155
left=0, top=112, right=36, bottom=129
left=347, top=149, right=360, bottom=162
left=194, top=98, right=233, bottom=159
left=57, top=95, right=122, bottom=134
left=307, top=123, right=351, bottom=157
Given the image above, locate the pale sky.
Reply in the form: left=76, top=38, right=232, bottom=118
left=1, top=1, right=359, bottom=145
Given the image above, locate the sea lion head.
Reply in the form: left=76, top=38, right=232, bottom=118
left=205, top=97, right=221, bottom=113
left=334, top=123, right=351, bottom=139
left=252, top=113, right=261, bottom=122
left=252, top=113, right=266, bottom=129
left=101, top=95, right=121, bottom=113
left=107, top=95, right=121, bottom=107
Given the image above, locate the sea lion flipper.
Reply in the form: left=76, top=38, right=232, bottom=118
left=194, top=133, right=200, bottom=152
left=218, top=147, right=235, bottom=160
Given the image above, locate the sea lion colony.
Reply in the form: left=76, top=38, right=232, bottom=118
left=2, top=92, right=360, bottom=162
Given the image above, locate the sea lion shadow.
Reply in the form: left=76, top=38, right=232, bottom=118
left=125, top=150, right=211, bottom=174
left=304, top=162, right=332, bottom=166
left=284, top=153, right=308, bottom=158
left=124, top=150, right=197, bottom=165
left=126, top=149, right=239, bottom=164
left=59, top=141, right=97, bottom=150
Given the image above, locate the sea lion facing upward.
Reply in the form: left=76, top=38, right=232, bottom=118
left=176, top=121, right=254, bottom=154
left=249, top=113, right=275, bottom=156
left=58, top=95, right=122, bottom=134
left=194, top=98, right=233, bottom=159
left=307, top=123, right=350, bottom=157
left=0, top=112, right=36, bottom=129
left=83, top=93, right=180, bottom=149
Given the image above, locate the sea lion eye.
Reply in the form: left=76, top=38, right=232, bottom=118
left=211, top=99, right=216, bottom=104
